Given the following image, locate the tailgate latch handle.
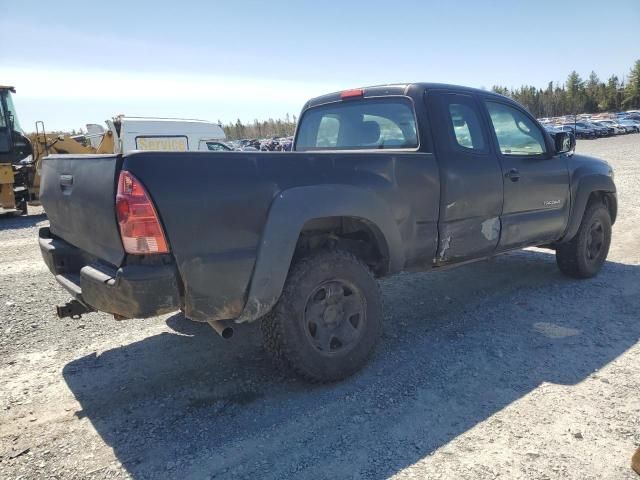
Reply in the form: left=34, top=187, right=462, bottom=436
left=59, top=174, right=73, bottom=189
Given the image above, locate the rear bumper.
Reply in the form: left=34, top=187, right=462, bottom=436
left=39, top=227, right=181, bottom=318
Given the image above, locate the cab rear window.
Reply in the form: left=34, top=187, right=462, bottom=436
left=295, top=98, right=418, bottom=151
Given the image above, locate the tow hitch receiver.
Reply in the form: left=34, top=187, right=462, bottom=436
left=56, top=300, right=94, bottom=319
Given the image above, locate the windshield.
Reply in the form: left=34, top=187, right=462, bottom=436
left=295, top=98, right=418, bottom=151
left=4, top=92, right=23, bottom=133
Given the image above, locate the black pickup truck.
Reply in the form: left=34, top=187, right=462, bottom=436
left=39, top=83, right=617, bottom=382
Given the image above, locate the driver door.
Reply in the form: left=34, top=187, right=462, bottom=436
left=482, top=99, right=570, bottom=250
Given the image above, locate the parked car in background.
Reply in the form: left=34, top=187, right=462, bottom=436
left=555, top=125, right=575, bottom=134
left=539, top=111, right=640, bottom=138
left=584, top=122, right=612, bottom=136
left=201, top=141, right=234, bottom=151
left=557, top=124, right=596, bottom=139
left=593, top=120, right=626, bottom=135
left=573, top=121, right=607, bottom=137
left=586, top=122, right=614, bottom=136
left=617, top=119, right=640, bottom=133
left=280, top=137, right=293, bottom=151
left=241, top=139, right=261, bottom=150
left=543, top=124, right=561, bottom=134
left=260, top=139, right=278, bottom=151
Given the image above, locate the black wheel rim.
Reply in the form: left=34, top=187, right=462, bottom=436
left=303, top=280, right=366, bottom=356
left=586, top=220, right=605, bottom=261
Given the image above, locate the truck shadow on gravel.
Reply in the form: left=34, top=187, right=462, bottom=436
left=0, top=212, right=47, bottom=231
left=63, top=249, right=640, bottom=479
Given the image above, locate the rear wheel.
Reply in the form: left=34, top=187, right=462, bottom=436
left=262, top=250, right=383, bottom=382
left=556, top=202, right=611, bottom=279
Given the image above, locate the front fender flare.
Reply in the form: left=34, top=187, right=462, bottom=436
left=559, top=173, right=616, bottom=243
left=237, top=184, right=404, bottom=322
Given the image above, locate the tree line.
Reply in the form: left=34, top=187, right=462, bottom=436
left=219, top=59, right=640, bottom=139
left=491, top=59, right=640, bottom=118
left=220, top=113, right=297, bottom=140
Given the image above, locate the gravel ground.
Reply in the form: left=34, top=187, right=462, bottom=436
left=1, top=135, right=639, bottom=480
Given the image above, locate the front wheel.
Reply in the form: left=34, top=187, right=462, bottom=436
left=261, top=250, right=383, bottom=382
left=556, top=202, right=611, bottom=279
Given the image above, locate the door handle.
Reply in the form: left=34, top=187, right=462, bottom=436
left=505, top=168, right=520, bottom=182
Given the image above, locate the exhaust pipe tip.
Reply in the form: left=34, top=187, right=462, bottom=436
left=207, top=320, right=234, bottom=339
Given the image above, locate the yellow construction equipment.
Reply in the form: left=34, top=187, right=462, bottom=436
left=1, top=85, right=222, bottom=216
left=0, top=85, right=113, bottom=215
left=27, top=123, right=114, bottom=201
left=0, top=85, right=33, bottom=215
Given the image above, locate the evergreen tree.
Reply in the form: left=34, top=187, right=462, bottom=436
left=604, top=75, right=621, bottom=111
left=623, top=60, right=640, bottom=109
left=217, top=59, right=640, bottom=140
left=491, top=86, right=510, bottom=96
left=566, top=70, right=585, bottom=114
left=234, top=118, right=245, bottom=139
left=584, top=71, right=600, bottom=113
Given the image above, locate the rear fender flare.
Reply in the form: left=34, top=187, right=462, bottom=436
left=237, top=184, right=404, bottom=322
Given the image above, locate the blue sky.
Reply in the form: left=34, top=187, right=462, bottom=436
left=2, top=0, right=639, bottom=131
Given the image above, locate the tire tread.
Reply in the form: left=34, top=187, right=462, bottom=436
left=261, top=249, right=381, bottom=382
left=556, top=202, right=611, bottom=279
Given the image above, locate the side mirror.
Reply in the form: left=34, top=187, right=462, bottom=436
left=554, top=131, right=575, bottom=155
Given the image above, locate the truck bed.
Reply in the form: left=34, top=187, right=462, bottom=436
left=39, top=150, right=440, bottom=322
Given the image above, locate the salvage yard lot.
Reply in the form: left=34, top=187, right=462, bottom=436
left=1, top=135, right=639, bottom=480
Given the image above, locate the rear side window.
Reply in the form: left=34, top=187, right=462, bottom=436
left=445, top=100, right=486, bottom=151
left=296, top=98, right=418, bottom=150
left=485, top=101, right=546, bottom=155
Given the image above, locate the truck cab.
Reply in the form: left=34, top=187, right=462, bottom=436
left=295, top=84, right=590, bottom=263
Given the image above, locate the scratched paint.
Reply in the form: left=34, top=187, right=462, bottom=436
left=481, top=217, right=501, bottom=241
left=438, top=235, right=451, bottom=261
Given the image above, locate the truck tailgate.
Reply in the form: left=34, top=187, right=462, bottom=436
left=39, top=154, right=125, bottom=266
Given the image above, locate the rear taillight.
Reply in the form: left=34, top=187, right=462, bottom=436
left=116, top=170, right=169, bottom=254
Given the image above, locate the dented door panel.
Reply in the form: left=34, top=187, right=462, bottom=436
left=425, top=91, right=504, bottom=264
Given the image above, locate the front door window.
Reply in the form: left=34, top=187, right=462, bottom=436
left=485, top=101, right=545, bottom=156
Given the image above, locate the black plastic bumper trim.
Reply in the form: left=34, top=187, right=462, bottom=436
left=39, top=227, right=181, bottom=318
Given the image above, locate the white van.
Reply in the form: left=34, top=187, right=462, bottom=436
left=87, top=116, right=228, bottom=153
